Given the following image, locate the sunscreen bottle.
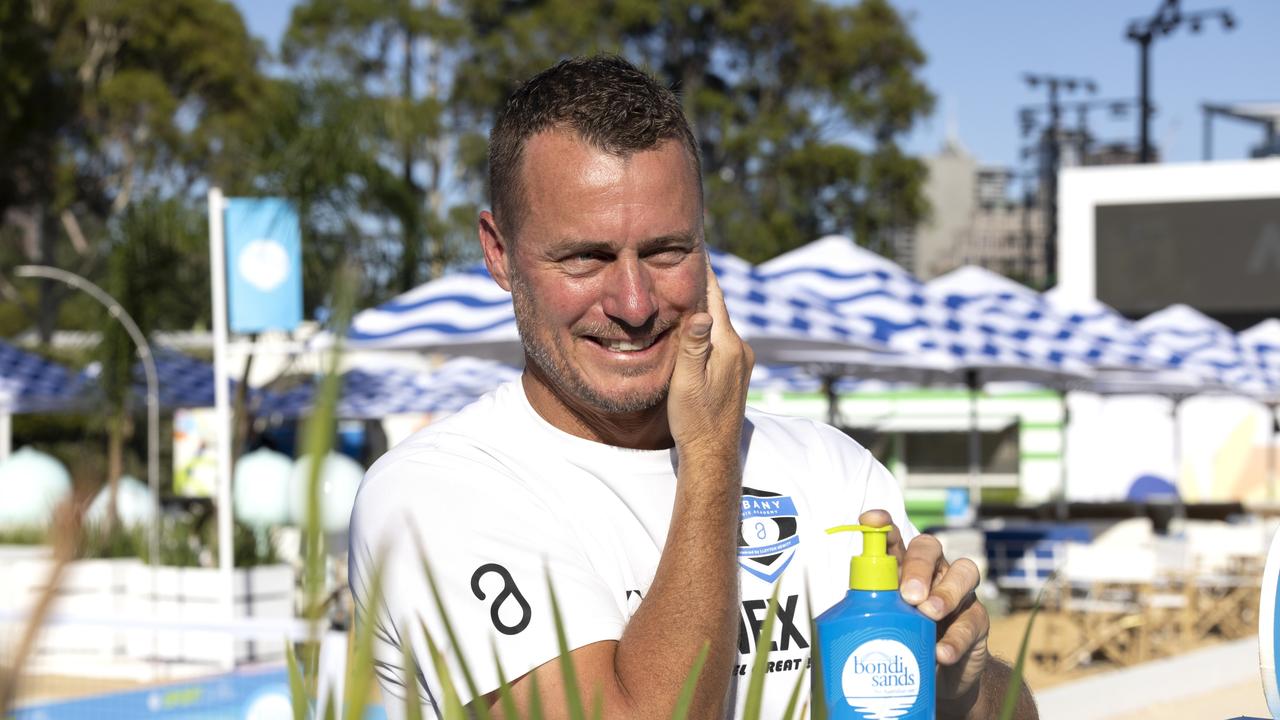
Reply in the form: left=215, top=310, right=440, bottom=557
left=814, top=525, right=935, bottom=720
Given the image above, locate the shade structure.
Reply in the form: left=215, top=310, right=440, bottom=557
left=1241, top=319, right=1280, bottom=404
left=923, top=265, right=1095, bottom=386
left=258, top=357, right=521, bottom=420
left=346, top=264, right=522, bottom=362
left=343, top=251, right=886, bottom=364
left=0, top=339, right=91, bottom=462
left=1240, top=319, right=1280, bottom=500
left=1129, top=304, right=1254, bottom=394
left=80, top=348, right=269, bottom=410
left=757, top=235, right=957, bottom=381
left=0, top=339, right=90, bottom=413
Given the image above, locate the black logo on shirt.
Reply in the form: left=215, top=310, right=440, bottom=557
left=470, top=563, right=531, bottom=635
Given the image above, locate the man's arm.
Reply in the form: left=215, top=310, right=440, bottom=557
left=484, top=257, right=753, bottom=719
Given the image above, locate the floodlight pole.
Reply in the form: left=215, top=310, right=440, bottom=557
left=14, top=265, right=161, bottom=570
left=1127, top=0, right=1238, bottom=163
left=1021, top=73, right=1098, bottom=284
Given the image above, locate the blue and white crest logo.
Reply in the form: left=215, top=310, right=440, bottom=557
left=737, top=486, right=799, bottom=583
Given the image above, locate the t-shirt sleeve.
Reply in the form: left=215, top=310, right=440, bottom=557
left=349, top=447, right=625, bottom=717
left=814, top=421, right=919, bottom=547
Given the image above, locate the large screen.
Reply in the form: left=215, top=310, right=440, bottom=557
left=1095, top=197, right=1280, bottom=320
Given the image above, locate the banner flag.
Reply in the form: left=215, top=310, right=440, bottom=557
left=223, top=198, right=303, bottom=333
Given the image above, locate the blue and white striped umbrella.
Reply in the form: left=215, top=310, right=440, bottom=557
left=1130, top=304, right=1255, bottom=395
left=345, top=251, right=884, bottom=363
left=924, top=266, right=1094, bottom=386
left=259, top=357, right=520, bottom=419
left=1043, top=292, right=1211, bottom=396
left=346, top=265, right=521, bottom=361
left=81, top=349, right=267, bottom=410
left=707, top=248, right=888, bottom=360
left=1239, top=319, right=1280, bottom=404
left=754, top=235, right=957, bottom=381
left=0, top=340, right=89, bottom=413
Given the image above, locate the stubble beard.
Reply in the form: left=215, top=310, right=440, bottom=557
left=510, top=272, right=670, bottom=415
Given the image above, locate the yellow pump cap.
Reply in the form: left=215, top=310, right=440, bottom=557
left=826, top=524, right=898, bottom=591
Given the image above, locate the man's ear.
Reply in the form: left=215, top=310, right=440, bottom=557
left=478, top=210, right=512, bottom=291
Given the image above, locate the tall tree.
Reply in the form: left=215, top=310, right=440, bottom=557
left=448, top=0, right=933, bottom=262
left=281, top=0, right=471, bottom=294
left=0, top=0, right=264, bottom=339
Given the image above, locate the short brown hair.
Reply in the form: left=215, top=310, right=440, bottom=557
left=487, top=54, right=702, bottom=239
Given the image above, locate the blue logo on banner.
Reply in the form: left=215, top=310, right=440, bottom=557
left=224, top=198, right=302, bottom=333
left=737, top=487, right=800, bottom=583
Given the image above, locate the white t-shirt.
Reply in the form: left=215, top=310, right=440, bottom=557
left=349, top=380, right=917, bottom=720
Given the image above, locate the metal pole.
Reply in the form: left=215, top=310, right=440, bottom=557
left=13, top=266, right=161, bottom=574
left=967, top=369, right=981, bottom=522
left=1202, top=105, right=1214, bottom=161
left=1139, top=34, right=1153, bottom=163
left=0, top=411, right=10, bottom=462
left=1046, top=80, right=1061, bottom=282
left=1269, top=403, right=1278, bottom=503
left=209, top=188, right=236, bottom=664
left=1057, top=392, right=1070, bottom=520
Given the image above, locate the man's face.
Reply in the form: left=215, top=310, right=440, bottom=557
left=490, top=131, right=706, bottom=415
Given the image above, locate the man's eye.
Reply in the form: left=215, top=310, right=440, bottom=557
left=647, top=248, right=690, bottom=265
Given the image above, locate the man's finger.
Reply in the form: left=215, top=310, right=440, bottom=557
left=856, top=510, right=903, bottom=559
left=898, top=534, right=944, bottom=605
left=702, top=250, right=737, bottom=337
left=935, top=599, right=988, bottom=666
left=918, top=557, right=981, bottom=621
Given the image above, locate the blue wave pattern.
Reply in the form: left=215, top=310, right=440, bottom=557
left=258, top=357, right=520, bottom=419
left=0, top=339, right=91, bottom=413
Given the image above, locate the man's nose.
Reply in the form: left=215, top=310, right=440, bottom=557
left=601, top=257, right=658, bottom=328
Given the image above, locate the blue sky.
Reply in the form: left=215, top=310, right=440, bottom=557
left=233, top=0, right=1278, bottom=169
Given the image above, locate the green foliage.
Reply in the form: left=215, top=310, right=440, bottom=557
left=998, top=580, right=1046, bottom=720
left=448, top=0, right=934, bottom=262
left=0, top=525, right=47, bottom=546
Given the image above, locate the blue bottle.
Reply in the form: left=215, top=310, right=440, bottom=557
left=814, top=525, right=935, bottom=719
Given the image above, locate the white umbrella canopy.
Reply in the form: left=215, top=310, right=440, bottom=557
left=1042, top=290, right=1205, bottom=395
left=757, top=235, right=957, bottom=377
left=1240, top=319, right=1280, bottom=500
left=923, top=265, right=1094, bottom=387
left=1128, top=304, right=1254, bottom=395
left=1237, top=318, right=1280, bottom=405
left=345, top=264, right=523, bottom=363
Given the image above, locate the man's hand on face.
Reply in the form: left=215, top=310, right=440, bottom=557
left=858, top=509, right=991, bottom=719
left=666, top=252, right=755, bottom=464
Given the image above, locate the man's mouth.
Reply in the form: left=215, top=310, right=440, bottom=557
left=585, top=328, right=669, bottom=353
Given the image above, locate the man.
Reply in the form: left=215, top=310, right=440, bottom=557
left=350, top=55, right=1037, bottom=719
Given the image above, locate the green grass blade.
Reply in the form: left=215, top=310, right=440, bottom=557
left=998, top=577, right=1049, bottom=720
left=546, top=569, right=587, bottom=720
left=669, top=639, right=710, bottom=720
left=297, top=265, right=357, bottom=685
left=342, top=560, right=384, bottom=720
left=322, top=688, right=337, bottom=720
left=419, top=618, right=466, bottom=719
left=741, top=582, right=783, bottom=720
left=781, top=655, right=806, bottom=720
left=285, top=637, right=308, bottom=720
left=492, top=642, right=522, bottom=720
left=527, top=671, right=545, bottom=720
left=402, top=641, right=424, bottom=720
left=590, top=687, right=603, bottom=720
left=806, top=580, right=827, bottom=720
left=414, top=537, right=492, bottom=720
